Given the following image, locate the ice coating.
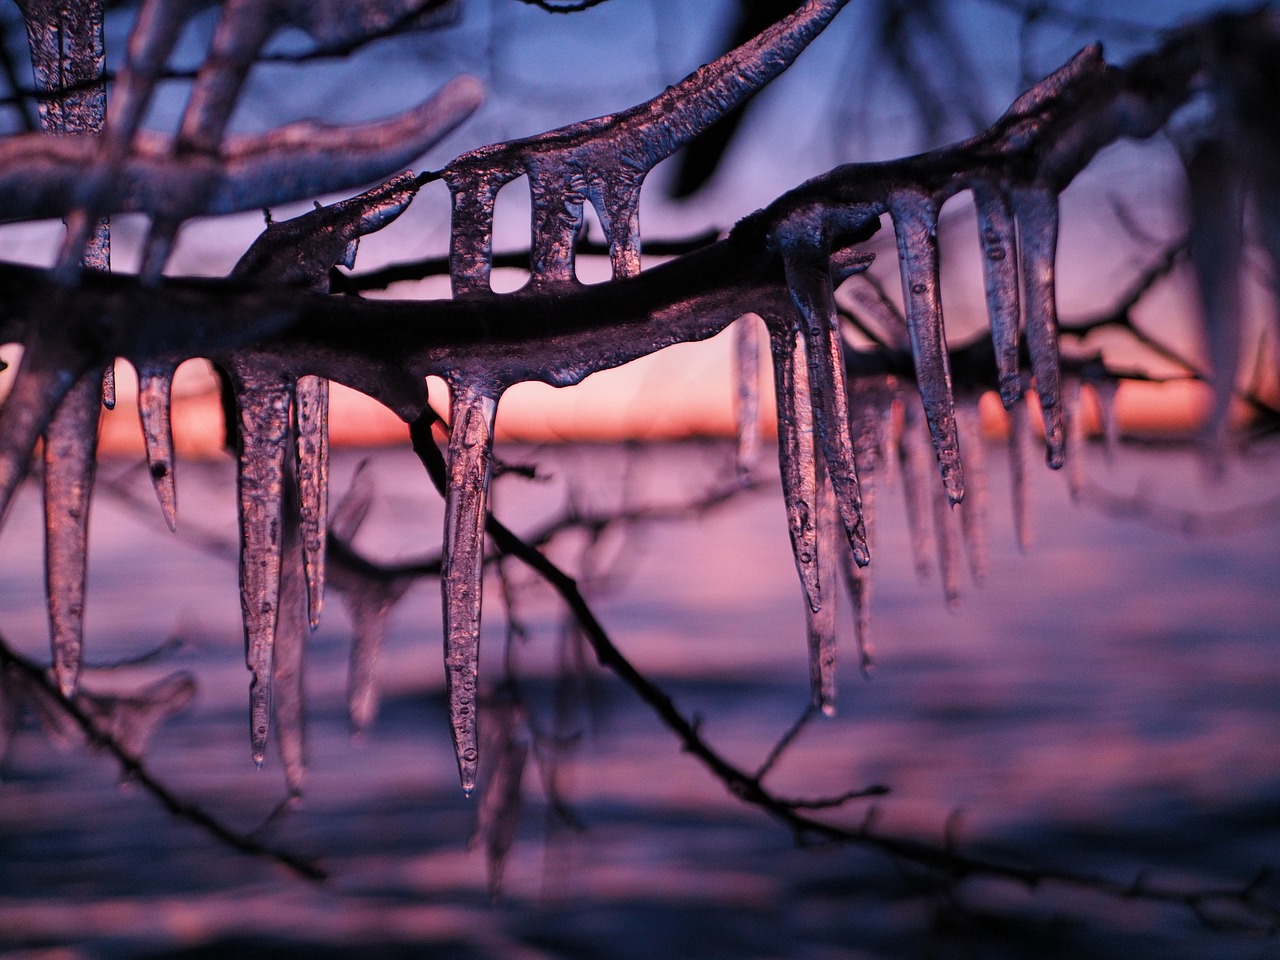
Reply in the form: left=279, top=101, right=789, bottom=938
left=781, top=248, right=869, bottom=567
left=971, top=182, right=1023, bottom=407
left=233, top=376, right=292, bottom=766
left=441, top=385, right=500, bottom=795
left=888, top=189, right=963, bottom=504
left=56, top=0, right=473, bottom=275
left=137, top=362, right=179, bottom=531
left=444, top=0, right=849, bottom=293
left=769, top=324, right=822, bottom=614
left=230, top=173, right=421, bottom=632
left=1012, top=186, right=1065, bottom=469
left=42, top=375, right=100, bottom=697
left=929, top=460, right=962, bottom=609
left=1, top=77, right=481, bottom=242
left=734, top=315, right=763, bottom=479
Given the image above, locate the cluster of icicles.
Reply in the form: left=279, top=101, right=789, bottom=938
left=0, top=0, right=1252, bottom=798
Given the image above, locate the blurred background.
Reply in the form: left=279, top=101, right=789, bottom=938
left=0, top=1, right=1279, bottom=957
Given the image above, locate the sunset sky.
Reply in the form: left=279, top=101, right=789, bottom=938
left=1, top=0, right=1266, bottom=453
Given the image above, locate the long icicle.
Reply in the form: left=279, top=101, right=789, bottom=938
left=136, top=361, right=178, bottom=531
left=808, top=456, right=839, bottom=714
left=897, top=400, right=934, bottom=581
left=294, top=376, right=329, bottom=629
left=42, top=374, right=100, bottom=697
left=734, top=314, right=763, bottom=480
left=1012, top=185, right=1066, bottom=468
left=954, top=400, right=989, bottom=584
left=441, top=382, right=500, bottom=795
left=971, top=182, right=1023, bottom=408
left=769, top=323, right=822, bottom=613
left=888, top=188, right=963, bottom=504
left=274, top=464, right=307, bottom=799
left=782, top=250, right=869, bottom=566
left=234, top=376, right=292, bottom=766
left=16, top=0, right=110, bottom=700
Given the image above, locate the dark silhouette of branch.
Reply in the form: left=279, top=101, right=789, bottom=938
left=0, top=632, right=326, bottom=881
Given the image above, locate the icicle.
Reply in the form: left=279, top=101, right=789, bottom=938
left=327, top=461, right=409, bottom=733
left=1011, top=186, right=1066, bottom=468
left=344, top=590, right=401, bottom=734
left=896, top=401, right=934, bottom=581
left=294, top=376, right=329, bottom=629
left=1089, top=376, right=1120, bottom=456
left=1008, top=398, right=1033, bottom=550
left=441, top=383, right=500, bottom=795
left=844, top=379, right=889, bottom=673
left=733, top=314, right=763, bottom=479
left=472, top=698, right=528, bottom=900
left=971, top=182, right=1023, bottom=407
left=101, top=365, right=116, bottom=410
left=769, top=324, right=821, bottom=613
left=1063, top=379, right=1085, bottom=501
left=42, top=375, right=100, bottom=697
left=930, top=458, right=962, bottom=610
left=954, top=401, right=989, bottom=583
left=136, top=361, right=178, bottom=531
left=888, top=189, right=963, bottom=503
left=274, top=479, right=307, bottom=799
left=1184, top=136, right=1245, bottom=449
left=234, top=376, right=292, bottom=766
left=840, top=538, right=873, bottom=675
left=781, top=249, right=869, bottom=566
left=807, top=458, right=839, bottom=714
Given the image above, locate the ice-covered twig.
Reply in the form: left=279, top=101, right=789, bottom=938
left=443, top=0, right=850, bottom=293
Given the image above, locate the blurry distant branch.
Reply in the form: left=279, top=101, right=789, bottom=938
left=0, top=632, right=325, bottom=881
left=403, top=409, right=1280, bottom=932
left=1080, top=482, right=1280, bottom=536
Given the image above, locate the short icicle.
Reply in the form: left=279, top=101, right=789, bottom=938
left=768, top=323, right=822, bottom=613
left=294, top=376, right=329, bottom=628
left=441, top=382, right=500, bottom=796
left=888, top=188, right=964, bottom=503
left=42, top=374, right=101, bottom=697
left=1012, top=185, right=1066, bottom=468
left=782, top=249, right=869, bottom=566
left=971, top=182, right=1023, bottom=407
left=733, top=314, right=763, bottom=479
left=136, top=362, right=178, bottom=531
left=234, top=376, right=293, bottom=766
